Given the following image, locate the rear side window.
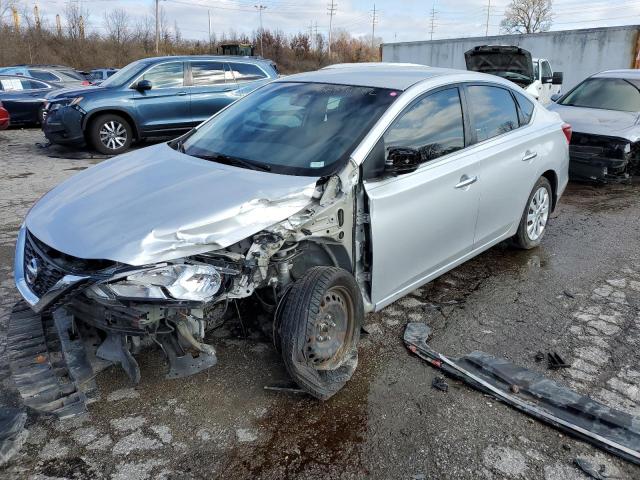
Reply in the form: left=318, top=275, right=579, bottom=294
left=384, top=87, right=465, bottom=164
left=467, top=85, right=519, bottom=142
left=28, top=70, right=59, bottom=82
left=141, top=62, right=184, bottom=88
left=228, top=63, right=267, bottom=83
left=191, top=61, right=228, bottom=86
left=513, top=91, right=534, bottom=126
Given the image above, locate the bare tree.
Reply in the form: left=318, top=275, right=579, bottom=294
left=104, top=9, right=130, bottom=45
left=500, top=0, right=553, bottom=34
left=0, top=0, right=17, bottom=28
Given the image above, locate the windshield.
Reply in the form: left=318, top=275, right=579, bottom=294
left=559, top=77, right=640, bottom=112
left=181, top=82, right=399, bottom=176
left=100, top=60, right=147, bottom=88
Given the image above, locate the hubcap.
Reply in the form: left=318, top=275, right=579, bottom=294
left=526, top=186, right=550, bottom=241
left=99, top=121, right=127, bottom=151
left=305, top=286, right=354, bottom=369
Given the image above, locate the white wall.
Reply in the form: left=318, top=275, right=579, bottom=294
left=382, top=26, right=640, bottom=91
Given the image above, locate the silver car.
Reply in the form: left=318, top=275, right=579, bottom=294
left=11, top=64, right=569, bottom=408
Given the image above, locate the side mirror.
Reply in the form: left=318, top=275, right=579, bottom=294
left=135, top=79, right=152, bottom=91
left=541, top=76, right=553, bottom=84
left=385, top=147, right=421, bottom=175
left=550, top=93, right=562, bottom=103
left=552, top=72, right=563, bottom=85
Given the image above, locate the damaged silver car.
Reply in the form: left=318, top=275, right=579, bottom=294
left=548, top=69, right=640, bottom=183
left=10, top=64, right=570, bottom=410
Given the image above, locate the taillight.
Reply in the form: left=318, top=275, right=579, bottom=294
left=562, top=123, right=572, bottom=144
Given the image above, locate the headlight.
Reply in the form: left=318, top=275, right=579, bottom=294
left=92, top=264, right=223, bottom=301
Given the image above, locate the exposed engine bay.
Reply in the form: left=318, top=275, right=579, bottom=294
left=569, top=132, right=640, bottom=182
left=11, top=161, right=370, bottom=402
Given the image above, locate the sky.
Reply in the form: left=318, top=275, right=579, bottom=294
left=12, top=0, right=640, bottom=44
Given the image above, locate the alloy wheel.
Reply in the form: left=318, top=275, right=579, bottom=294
left=99, top=120, right=127, bottom=151
left=526, top=186, right=550, bottom=241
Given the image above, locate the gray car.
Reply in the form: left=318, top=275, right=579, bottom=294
left=10, top=64, right=569, bottom=408
left=548, top=69, right=640, bottom=182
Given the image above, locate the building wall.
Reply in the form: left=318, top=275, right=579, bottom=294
left=382, top=26, right=640, bottom=91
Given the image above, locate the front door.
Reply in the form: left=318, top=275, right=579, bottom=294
left=188, top=60, right=237, bottom=125
left=364, top=87, right=481, bottom=307
left=539, top=60, right=554, bottom=104
left=132, top=61, right=191, bottom=135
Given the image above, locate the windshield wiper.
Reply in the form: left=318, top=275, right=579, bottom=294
left=193, top=152, right=271, bottom=172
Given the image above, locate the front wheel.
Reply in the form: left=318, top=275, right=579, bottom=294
left=278, top=266, right=364, bottom=400
left=513, top=176, right=552, bottom=249
left=89, top=113, right=133, bottom=155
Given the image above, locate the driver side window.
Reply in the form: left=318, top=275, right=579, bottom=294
left=384, top=87, right=465, bottom=164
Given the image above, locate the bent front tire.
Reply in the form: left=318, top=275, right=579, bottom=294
left=89, top=113, right=133, bottom=155
left=279, top=266, right=364, bottom=400
left=513, top=176, right=552, bottom=249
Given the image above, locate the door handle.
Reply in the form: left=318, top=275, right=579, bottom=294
left=177, top=91, right=187, bottom=96
left=455, top=175, right=478, bottom=189
left=522, top=150, right=537, bottom=161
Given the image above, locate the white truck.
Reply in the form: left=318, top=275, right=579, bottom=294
left=465, top=45, right=563, bottom=104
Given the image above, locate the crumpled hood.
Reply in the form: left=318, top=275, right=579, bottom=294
left=26, top=143, right=318, bottom=266
left=548, top=103, right=640, bottom=142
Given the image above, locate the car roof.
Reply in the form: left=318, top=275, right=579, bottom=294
left=278, top=63, right=475, bottom=91
left=592, top=69, right=640, bottom=79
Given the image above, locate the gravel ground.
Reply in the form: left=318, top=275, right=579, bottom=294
left=1, top=128, right=640, bottom=479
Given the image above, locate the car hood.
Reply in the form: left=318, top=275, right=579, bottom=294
left=25, top=143, right=318, bottom=266
left=465, top=45, right=534, bottom=85
left=547, top=103, right=640, bottom=142
left=45, top=85, right=104, bottom=100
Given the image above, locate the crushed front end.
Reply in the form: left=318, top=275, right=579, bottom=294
left=9, top=169, right=358, bottom=415
left=569, top=132, right=640, bottom=183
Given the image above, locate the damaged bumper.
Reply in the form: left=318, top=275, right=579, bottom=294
left=569, top=132, right=638, bottom=183
left=42, top=104, right=85, bottom=146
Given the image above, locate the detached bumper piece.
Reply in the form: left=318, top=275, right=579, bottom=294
left=7, top=302, right=96, bottom=418
left=569, top=133, right=639, bottom=183
left=404, top=322, right=640, bottom=465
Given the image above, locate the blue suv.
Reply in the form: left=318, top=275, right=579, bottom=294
left=43, top=55, right=278, bottom=154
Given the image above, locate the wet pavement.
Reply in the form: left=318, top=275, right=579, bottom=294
left=1, top=129, right=640, bottom=479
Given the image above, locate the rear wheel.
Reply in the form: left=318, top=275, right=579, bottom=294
left=89, top=113, right=133, bottom=155
left=513, top=176, right=552, bottom=249
left=278, top=266, right=363, bottom=400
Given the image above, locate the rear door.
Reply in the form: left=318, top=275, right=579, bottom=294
left=364, top=87, right=481, bottom=307
left=132, top=61, right=191, bottom=135
left=0, top=77, right=52, bottom=123
left=188, top=60, right=237, bottom=125
left=464, top=84, right=537, bottom=246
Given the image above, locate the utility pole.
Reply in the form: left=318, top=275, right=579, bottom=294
left=208, top=9, right=212, bottom=53
left=370, top=4, right=378, bottom=51
left=327, top=0, right=336, bottom=57
left=308, top=21, right=313, bottom=50
left=34, top=4, right=41, bottom=31
left=254, top=4, right=266, bottom=57
left=485, top=0, right=491, bottom=37
left=429, top=2, right=436, bottom=41
left=56, top=14, right=62, bottom=36
left=155, top=0, right=159, bottom=55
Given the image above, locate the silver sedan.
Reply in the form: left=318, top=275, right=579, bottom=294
left=12, top=64, right=570, bottom=408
